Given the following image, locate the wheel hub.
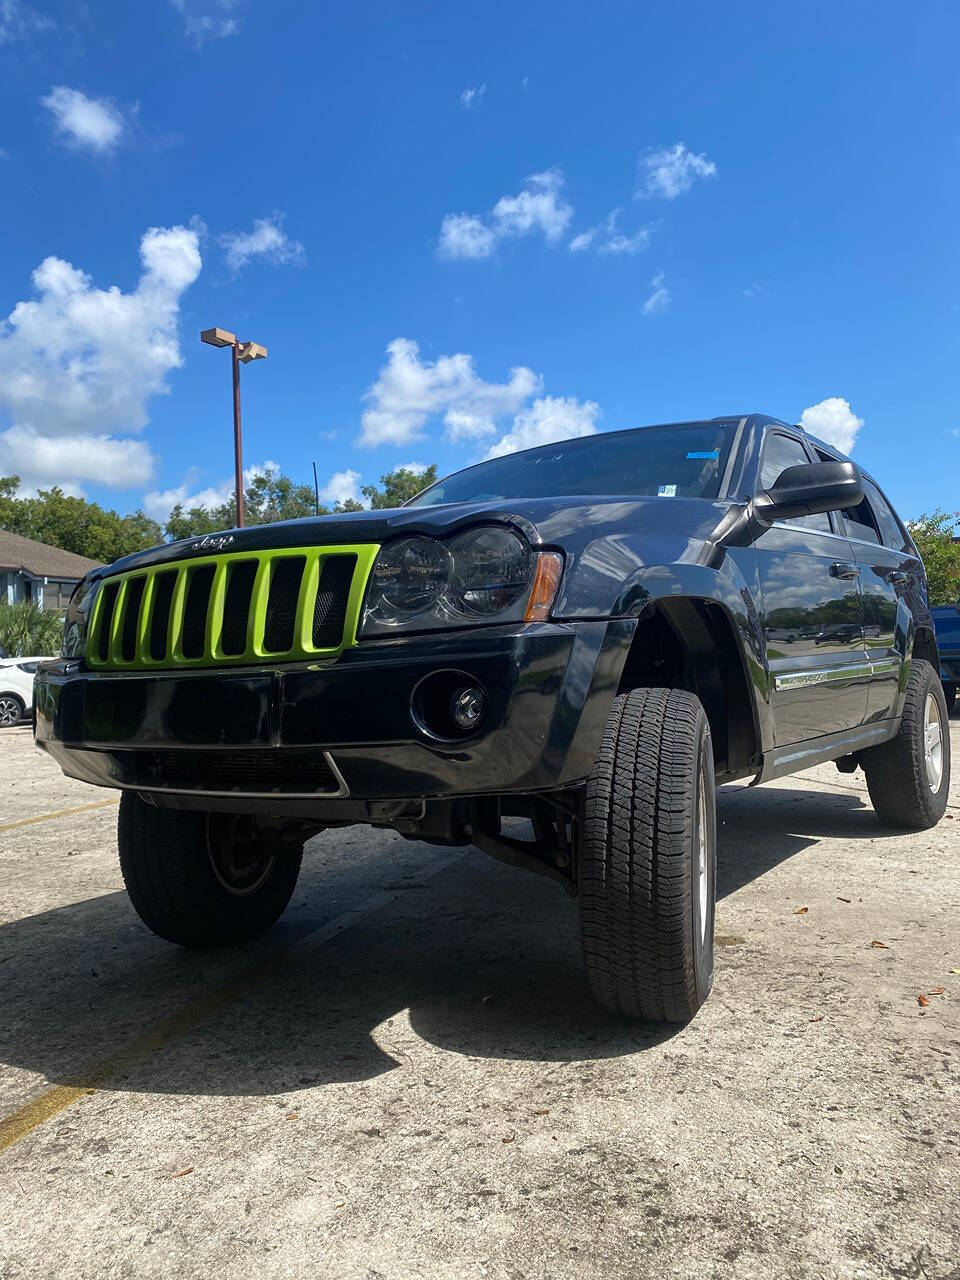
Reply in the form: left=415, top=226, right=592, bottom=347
left=0, top=697, right=21, bottom=727
left=923, top=692, right=944, bottom=793
left=207, top=816, right=276, bottom=896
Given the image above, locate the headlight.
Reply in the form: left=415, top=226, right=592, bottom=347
left=62, top=576, right=98, bottom=658
left=360, top=526, right=562, bottom=637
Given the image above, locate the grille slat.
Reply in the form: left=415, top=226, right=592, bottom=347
left=149, top=571, right=177, bottom=661
left=263, top=557, right=306, bottom=653
left=181, top=566, right=215, bottom=659
left=87, top=544, right=373, bottom=670
left=120, top=578, right=146, bottom=663
left=221, top=560, right=257, bottom=655
left=136, top=748, right=340, bottom=794
left=313, top=555, right=357, bottom=648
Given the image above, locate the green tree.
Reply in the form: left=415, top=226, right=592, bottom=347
left=362, top=465, right=438, bottom=509
left=907, top=510, right=960, bottom=606
left=0, top=601, right=64, bottom=657
left=0, top=476, right=163, bottom=562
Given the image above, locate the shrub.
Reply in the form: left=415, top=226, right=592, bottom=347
left=0, top=601, right=64, bottom=658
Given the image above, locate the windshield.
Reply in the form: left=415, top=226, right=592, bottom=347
left=410, top=421, right=739, bottom=507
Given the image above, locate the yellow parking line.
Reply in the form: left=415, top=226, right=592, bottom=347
left=0, top=797, right=120, bottom=834
left=0, top=848, right=464, bottom=1154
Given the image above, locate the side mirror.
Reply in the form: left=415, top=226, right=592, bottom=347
left=754, top=460, right=864, bottom=524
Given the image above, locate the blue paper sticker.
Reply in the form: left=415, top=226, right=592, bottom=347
left=686, top=450, right=720, bottom=460
left=657, top=483, right=677, bottom=497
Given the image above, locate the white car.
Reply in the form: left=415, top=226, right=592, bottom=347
left=0, top=657, right=45, bottom=727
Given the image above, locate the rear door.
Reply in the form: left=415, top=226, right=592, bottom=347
left=836, top=475, right=918, bottom=723
left=753, top=430, right=868, bottom=746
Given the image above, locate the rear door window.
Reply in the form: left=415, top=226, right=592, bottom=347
left=861, top=478, right=909, bottom=551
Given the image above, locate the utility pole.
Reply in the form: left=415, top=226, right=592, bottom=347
left=200, top=328, right=268, bottom=528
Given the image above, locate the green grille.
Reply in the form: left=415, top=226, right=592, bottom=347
left=86, top=543, right=380, bottom=671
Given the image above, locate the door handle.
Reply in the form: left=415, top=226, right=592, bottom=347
left=886, top=570, right=910, bottom=586
left=830, top=562, right=860, bottom=580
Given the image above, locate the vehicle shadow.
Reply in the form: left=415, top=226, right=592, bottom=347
left=0, top=784, right=887, bottom=1100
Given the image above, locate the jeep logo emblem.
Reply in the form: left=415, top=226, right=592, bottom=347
left=188, top=533, right=235, bottom=553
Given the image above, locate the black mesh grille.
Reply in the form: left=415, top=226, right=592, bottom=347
left=149, top=571, right=177, bottom=661
left=221, top=560, right=257, bottom=655
left=120, top=578, right=146, bottom=662
left=96, top=581, right=120, bottom=661
left=263, top=557, right=305, bottom=653
left=134, top=748, right=339, bottom=794
left=313, top=554, right=355, bottom=648
left=182, top=566, right=215, bottom=659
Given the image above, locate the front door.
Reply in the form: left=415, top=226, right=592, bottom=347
left=753, top=432, right=869, bottom=747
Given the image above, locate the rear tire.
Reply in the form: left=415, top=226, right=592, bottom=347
left=118, top=793, right=303, bottom=946
left=579, top=687, right=716, bottom=1022
left=0, top=693, right=24, bottom=727
left=862, top=659, right=951, bottom=830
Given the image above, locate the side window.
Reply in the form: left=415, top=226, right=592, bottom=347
left=861, top=478, right=908, bottom=552
left=814, top=448, right=881, bottom=544
left=758, top=433, right=831, bottom=533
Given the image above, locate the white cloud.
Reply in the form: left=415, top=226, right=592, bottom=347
left=143, top=459, right=278, bottom=522
left=459, top=83, right=486, bottom=109
left=396, top=461, right=429, bottom=474
left=642, top=271, right=670, bottom=314
left=318, top=468, right=362, bottom=506
left=437, top=214, right=497, bottom=261
left=41, top=86, right=127, bottom=154
left=359, top=338, right=541, bottom=447
left=438, top=169, right=573, bottom=260
left=799, top=397, right=864, bottom=453
left=1, top=429, right=154, bottom=493
left=638, top=142, right=717, bottom=200
left=570, top=209, right=650, bottom=256
left=170, top=0, right=242, bottom=45
left=484, top=395, right=600, bottom=459
left=220, top=213, right=305, bottom=272
left=743, top=282, right=768, bottom=300
left=0, top=223, right=202, bottom=492
left=0, top=0, right=53, bottom=44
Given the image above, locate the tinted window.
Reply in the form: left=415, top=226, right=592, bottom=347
left=814, top=448, right=881, bottom=544
left=758, top=433, right=831, bottom=533
left=411, top=423, right=738, bottom=506
left=862, top=478, right=907, bottom=551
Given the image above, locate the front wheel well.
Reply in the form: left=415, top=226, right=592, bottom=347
left=911, top=625, right=939, bottom=671
left=616, top=598, right=760, bottom=781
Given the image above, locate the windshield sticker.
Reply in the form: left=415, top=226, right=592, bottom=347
left=686, top=450, right=720, bottom=460
left=657, top=483, right=677, bottom=497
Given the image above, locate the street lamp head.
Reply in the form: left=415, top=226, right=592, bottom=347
left=200, top=327, right=237, bottom=348
left=237, top=341, right=268, bottom=364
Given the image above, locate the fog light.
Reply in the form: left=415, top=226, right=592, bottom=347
left=450, top=685, right=486, bottom=731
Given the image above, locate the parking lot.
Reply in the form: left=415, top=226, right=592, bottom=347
left=0, top=721, right=958, bottom=1280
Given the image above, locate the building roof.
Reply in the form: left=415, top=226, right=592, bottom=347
left=0, top=530, right=103, bottom=580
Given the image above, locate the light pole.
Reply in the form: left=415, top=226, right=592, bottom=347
left=200, top=327, right=268, bottom=528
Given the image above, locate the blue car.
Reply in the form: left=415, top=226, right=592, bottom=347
left=933, top=598, right=960, bottom=714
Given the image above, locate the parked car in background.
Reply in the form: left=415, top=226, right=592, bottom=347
left=0, top=656, right=42, bottom=727
left=933, top=597, right=960, bottom=713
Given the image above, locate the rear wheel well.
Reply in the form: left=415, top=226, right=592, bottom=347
left=616, top=599, right=759, bottom=781
left=912, top=626, right=939, bottom=671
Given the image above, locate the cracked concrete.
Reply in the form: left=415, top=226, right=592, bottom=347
left=0, top=719, right=958, bottom=1279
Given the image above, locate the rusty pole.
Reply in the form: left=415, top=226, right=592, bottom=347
left=231, top=340, right=245, bottom=528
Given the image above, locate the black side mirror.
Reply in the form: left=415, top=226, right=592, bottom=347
left=754, top=460, right=864, bottom=524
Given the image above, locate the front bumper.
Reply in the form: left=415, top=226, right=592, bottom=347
left=35, top=620, right=635, bottom=806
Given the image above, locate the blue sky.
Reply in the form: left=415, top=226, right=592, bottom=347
left=0, top=0, right=957, bottom=523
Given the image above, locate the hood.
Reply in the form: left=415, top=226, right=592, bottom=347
left=96, top=494, right=730, bottom=579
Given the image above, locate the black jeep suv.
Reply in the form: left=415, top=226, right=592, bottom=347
left=35, top=415, right=951, bottom=1022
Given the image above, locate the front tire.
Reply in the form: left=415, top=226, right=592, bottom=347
left=0, top=693, right=25, bottom=727
left=862, top=659, right=951, bottom=830
left=579, top=687, right=716, bottom=1022
left=118, top=794, right=303, bottom=946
